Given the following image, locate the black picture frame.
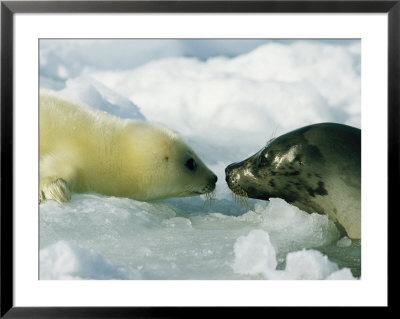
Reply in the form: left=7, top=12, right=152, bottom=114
left=1, top=0, right=396, bottom=317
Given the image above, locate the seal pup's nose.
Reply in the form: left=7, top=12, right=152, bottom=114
left=212, top=174, right=218, bottom=183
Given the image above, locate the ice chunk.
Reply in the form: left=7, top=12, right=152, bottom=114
left=280, top=249, right=339, bottom=280
left=40, top=241, right=127, bottom=280
left=232, top=229, right=277, bottom=275
left=254, top=198, right=341, bottom=253
left=232, top=231, right=356, bottom=280
left=326, top=268, right=356, bottom=280
left=336, top=236, right=352, bottom=247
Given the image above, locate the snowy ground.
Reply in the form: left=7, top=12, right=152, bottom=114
left=39, top=39, right=361, bottom=280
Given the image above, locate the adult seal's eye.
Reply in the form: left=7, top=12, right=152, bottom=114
left=185, top=158, right=197, bottom=171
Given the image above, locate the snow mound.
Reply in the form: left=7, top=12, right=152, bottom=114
left=40, top=241, right=128, bottom=280
left=59, top=75, right=145, bottom=120
left=90, top=40, right=361, bottom=143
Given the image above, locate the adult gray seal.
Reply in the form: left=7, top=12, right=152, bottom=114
left=225, top=123, right=361, bottom=239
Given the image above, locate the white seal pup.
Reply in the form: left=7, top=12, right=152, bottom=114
left=39, top=92, right=217, bottom=203
left=225, top=123, right=361, bottom=239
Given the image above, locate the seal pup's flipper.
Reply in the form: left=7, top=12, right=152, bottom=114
left=40, top=178, right=71, bottom=203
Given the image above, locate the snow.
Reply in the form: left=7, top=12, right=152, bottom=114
left=40, top=241, right=128, bottom=280
left=325, top=268, right=357, bottom=280
left=39, top=39, right=361, bottom=280
left=232, top=230, right=356, bottom=280
left=278, top=249, right=340, bottom=280
left=232, top=230, right=278, bottom=276
left=58, top=76, right=145, bottom=120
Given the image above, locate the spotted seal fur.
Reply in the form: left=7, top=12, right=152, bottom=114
left=225, top=123, right=361, bottom=239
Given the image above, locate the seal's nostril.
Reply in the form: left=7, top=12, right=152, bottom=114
left=213, top=175, right=218, bottom=183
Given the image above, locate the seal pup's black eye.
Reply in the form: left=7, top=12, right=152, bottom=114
left=185, top=158, right=197, bottom=171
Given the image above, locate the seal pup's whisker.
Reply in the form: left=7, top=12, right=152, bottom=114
left=202, top=190, right=216, bottom=209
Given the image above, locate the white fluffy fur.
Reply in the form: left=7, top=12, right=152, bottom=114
left=39, top=91, right=216, bottom=203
